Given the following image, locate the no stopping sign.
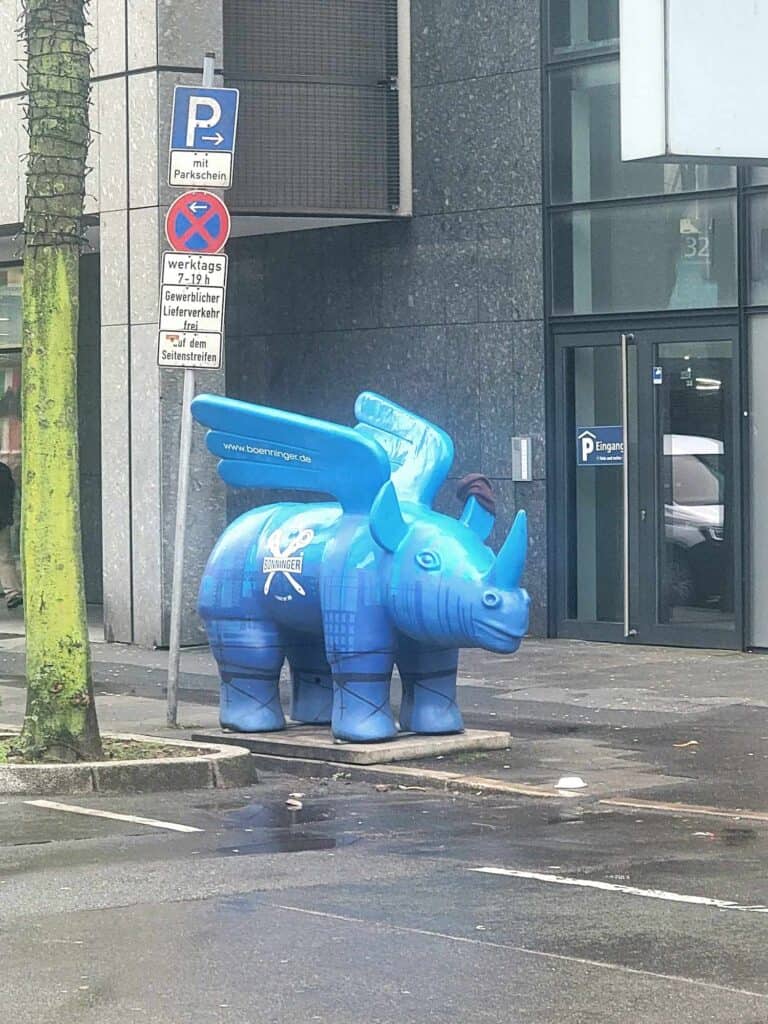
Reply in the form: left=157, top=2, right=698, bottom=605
left=165, top=190, right=231, bottom=254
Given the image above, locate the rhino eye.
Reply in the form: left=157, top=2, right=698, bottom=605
left=416, top=550, right=441, bottom=571
left=482, top=590, right=501, bottom=609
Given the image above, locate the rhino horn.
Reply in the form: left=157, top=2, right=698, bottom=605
left=488, top=510, right=527, bottom=588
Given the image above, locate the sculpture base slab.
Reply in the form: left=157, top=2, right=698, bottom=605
left=191, top=724, right=511, bottom=766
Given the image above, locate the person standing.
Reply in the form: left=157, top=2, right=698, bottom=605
left=0, top=460, right=22, bottom=608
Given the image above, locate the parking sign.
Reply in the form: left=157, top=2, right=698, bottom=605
left=576, top=426, right=624, bottom=467
left=168, top=86, right=240, bottom=189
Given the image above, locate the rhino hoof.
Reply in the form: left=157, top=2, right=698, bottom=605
left=401, top=706, right=464, bottom=736
left=219, top=681, right=286, bottom=733
left=331, top=681, right=397, bottom=743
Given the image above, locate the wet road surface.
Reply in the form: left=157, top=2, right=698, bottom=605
left=1, top=773, right=767, bottom=1023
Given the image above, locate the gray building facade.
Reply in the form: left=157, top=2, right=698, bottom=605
left=225, top=0, right=547, bottom=635
left=0, top=0, right=548, bottom=648
left=2, top=0, right=766, bottom=655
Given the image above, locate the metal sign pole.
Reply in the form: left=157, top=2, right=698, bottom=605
left=167, top=51, right=216, bottom=727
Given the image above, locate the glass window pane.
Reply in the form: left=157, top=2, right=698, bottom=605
left=550, top=61, right=736, bottom=203
left=550, top=0, right=618, bottom=56
left=551, top=197, right=738, bottom=315
left=0, top=268, right=22, bottom=349
left=749, top=167, right=768, bottom=185
left=567, top=344, right=630, bottom=623
left=750, top=316, right=768, bottom=644
left=748, top=193, right=768, bottom=304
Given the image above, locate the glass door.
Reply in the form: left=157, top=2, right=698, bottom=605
left=555, top=334, right=637, bottom=642
left=637, top=331, right=738, bottom=646
left=554, top=325, right=741, bottom=649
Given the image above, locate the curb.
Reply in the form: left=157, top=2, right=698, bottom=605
left=249, top=752, right=561, bottom=798
left=0, top=730, right=257, bottom=795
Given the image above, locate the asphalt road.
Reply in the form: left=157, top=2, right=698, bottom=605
left=2, top=773, right=767, bottom=1023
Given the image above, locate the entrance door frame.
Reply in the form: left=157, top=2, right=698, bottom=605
left=550, top=314, right=744, bottom=650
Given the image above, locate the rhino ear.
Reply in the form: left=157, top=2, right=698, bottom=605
left=460, top=495, right=495, bottom=542
left=370, top=481, right=408, bottom=552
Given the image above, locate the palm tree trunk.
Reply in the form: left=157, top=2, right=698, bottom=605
left=17, top=0, right=101, bottom=761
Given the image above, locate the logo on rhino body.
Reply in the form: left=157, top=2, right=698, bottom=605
left=263, top=528, right=314, bottom=598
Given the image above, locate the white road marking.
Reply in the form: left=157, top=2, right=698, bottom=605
left=271, top=903, right=768, bottom=1000
left=470, top=867, right=768, bottom=914
left=25, top=799, right=203, bottom=833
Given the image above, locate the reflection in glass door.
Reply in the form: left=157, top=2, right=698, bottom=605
left=647, top=338, right=736, bottom=640
left=555, top=326, right=741, bottom=649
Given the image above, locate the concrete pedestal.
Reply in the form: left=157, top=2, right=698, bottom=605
left=191, top=724, right=512, bottom=766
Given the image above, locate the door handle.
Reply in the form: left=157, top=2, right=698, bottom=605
left=621, top=333, right=637, bottom=638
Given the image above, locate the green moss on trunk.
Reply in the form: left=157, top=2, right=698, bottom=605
left=17, top=0, right=101, bottom=762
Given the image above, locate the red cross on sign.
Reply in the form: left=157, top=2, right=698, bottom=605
left=165, top=190, right=231, bottom=254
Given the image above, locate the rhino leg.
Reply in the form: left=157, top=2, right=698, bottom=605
left=327, top=649, right=397, bottom=743
left=396, top=640, right=463, bottom=735
left=286, top=635, right=333, bottom=724
left=206, top=617, right=287, bottom=732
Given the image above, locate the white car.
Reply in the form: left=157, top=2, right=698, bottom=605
left=663, top=434, right=726, bottom=608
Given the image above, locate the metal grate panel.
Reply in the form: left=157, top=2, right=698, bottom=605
left=224, top=0, right=401, bottom=215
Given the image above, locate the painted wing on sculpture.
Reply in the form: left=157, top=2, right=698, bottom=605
left=191, top=394, right=392, bottom=514
left=354, top=391, right=454, bottom=507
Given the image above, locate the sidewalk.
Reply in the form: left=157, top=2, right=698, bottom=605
left=1, top=635, right=767, bottom=812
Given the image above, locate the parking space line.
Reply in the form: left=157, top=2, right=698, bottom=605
left=470, top=867, right=768, bottom=913
left=25, top=799, right=203, bottom=833
left=271, top=903, right=768, bottom=1000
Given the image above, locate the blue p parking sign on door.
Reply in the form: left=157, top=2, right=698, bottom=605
left=576, top=426, right=624, bottom=466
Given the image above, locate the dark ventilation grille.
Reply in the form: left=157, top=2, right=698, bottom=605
left=224, top=0, right=401, bottom=215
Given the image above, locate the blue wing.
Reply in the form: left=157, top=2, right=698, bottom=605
left=354, top=391, right=454, bottom=507
left=191, top=394, right=391, bottom=514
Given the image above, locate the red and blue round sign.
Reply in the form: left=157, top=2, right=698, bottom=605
left=165, top=190, right=231, bottom=254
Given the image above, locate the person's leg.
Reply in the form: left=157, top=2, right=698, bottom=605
left=0, top=525, right=22, bottom=607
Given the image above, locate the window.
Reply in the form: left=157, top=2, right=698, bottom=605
left=549, top=0, right=618, bottom=56
left=546, top=1, right=738, bottom=318
left=551, top=196, right=738, bottom=315
left=0, top=267, right=22, bottom=349
left=549, top=61, right=735, bottom=205
left=748, top=193, right=768, bottom=305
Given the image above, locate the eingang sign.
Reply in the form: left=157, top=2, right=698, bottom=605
left=576, top=426, right=624, bottom=467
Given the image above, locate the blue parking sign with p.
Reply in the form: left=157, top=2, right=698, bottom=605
left=171, top=87, right=239, bottom=151
left=169, top=86, right=240, bottom=189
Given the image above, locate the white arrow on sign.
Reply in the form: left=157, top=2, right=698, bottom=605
left=202, top=132, right=225, bottom=146
left=189, top=202, right=210, bottom=214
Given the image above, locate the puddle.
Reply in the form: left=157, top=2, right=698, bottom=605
left=218, top=832, right=359, bottom=855
left=214, top=799, right=359, bottom=855
left=223, top=801, right=338, bottom=830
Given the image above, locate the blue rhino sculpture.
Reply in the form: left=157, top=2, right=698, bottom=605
left=192, top=391, right=530, bottom=743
